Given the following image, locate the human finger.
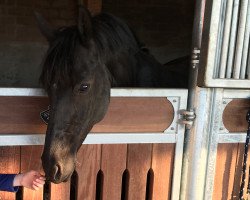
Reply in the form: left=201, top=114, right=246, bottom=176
left=32, top=184, right=40, bottom=191
left=33, top=181, right=44, bottom=189
left=34, top=178, right=45, bottom=185
left=38, top=176, right=46, bottom=181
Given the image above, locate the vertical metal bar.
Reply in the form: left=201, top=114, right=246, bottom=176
left=171, top=96, right=187, bottom=200
left=247, top=46, right=250, bottom=79
left=186, top=88, right=215, bottom=200
left=240, top=1, right=250, bottom=79
left=219, top=0, right=234, bottom=78
left=204, top=89, right=224, bottom=200
left=233, top=0, right=249, bottom=79
left=215, top=0, right=227, bottom=78
left=226, top=0, right=240, bottom=78
left=180, top=0, right=206, bottom=198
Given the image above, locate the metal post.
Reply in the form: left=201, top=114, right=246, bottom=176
left=180, top=0, right=206, bottom=199
left=226, top=0, right=240, bottom=78
left=240, top=0, right=250, bottom=79
left=233, top=0, right=249, bottom=79
left=219, top=0, right=234, bottom=78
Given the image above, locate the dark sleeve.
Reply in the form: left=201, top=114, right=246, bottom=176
left=0, top=174, right=19, bottom=192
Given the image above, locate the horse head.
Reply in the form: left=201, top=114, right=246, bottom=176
left=36, top=7, right=111, bottom=183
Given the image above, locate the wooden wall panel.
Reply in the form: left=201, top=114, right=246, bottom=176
left=21, top=146, right=44, bottom=200
left=213, top=144, right=250, bottom=200
left=151, top=144, right=175, bottom=200
left=101, top=144, right=127, bottom=200
left=0, top=97, right=48, bottom=134
left=126, top=144, right=152, bottom=200
left=76, top=145, right=101, bottom=200
left=223, top=99, right=250, bottom=132
left=50, top=182, right=71, bottom=200
left=0, top=147, right=20, bottom=200
left=92, top=97, right=173, bottom=133
left=213, top=144, right=239, bottom=200
left=0, top=97, right=173, bottom=134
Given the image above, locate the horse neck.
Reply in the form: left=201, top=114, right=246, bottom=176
left=105, top=51, right=139, bottom=87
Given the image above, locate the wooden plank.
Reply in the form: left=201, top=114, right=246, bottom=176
left=0, top=97, right=174, bottom=134
left=214, top=144, right=250, bottom=199
left=20, top=146, right=44, bottom=200
left=213, top=144, right=239, bottom=200
left=151, top=144, right=175, bottom=200
left=92, top=97, right=174, bottom=133
left=0, top=97, right=48, bottom=134
left=101, top=144, right=127, bottom=200
left=0, top=147, right=20, bottom=200
left=223, top=99, right=250, bottom=132
left=76, top=144, right=101, bottom=200
left=50, top=182, right=71, bottom=200
left=126, top=144, right=152, bottom=200
left=231, top=144, right=244, bottom=199
left=230, top=144, right=250, bottom=199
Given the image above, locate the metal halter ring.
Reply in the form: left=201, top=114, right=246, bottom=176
left=40, top=105, right=50, bottom=124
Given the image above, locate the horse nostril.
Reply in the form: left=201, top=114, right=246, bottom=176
left=53, top=164, right=62, bottom=181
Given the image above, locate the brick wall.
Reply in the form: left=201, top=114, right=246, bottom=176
left=0, top=0, right=78, bottom=43
left=103, top=0, right=195, bottom=63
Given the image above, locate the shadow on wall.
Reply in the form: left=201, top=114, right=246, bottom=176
left=0, top=43, right=47, bottom=87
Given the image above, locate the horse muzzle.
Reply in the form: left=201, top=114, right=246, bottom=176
left=41, top=151, right=76, bottom=183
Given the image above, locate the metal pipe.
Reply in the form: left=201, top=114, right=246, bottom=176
left=233, top=0, right=249, bottom=79
left=248, top=44, right=250, bottom=79
left=214, top=0, right=226, bottom=78
left=219, top=0, right=234, bottom=78
left=240, top=1, right=250, bottom=79
left=180, top=0, right=206, bottom=199
left=226, top=0, right=240, bottom=78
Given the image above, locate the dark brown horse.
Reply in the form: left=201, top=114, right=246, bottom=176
left=36, top=6, right=188, bottom=183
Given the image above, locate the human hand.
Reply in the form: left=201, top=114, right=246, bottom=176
left=13, top=170, right=46, bottom=190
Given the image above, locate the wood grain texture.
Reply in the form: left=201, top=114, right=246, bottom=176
left=223, top=99, right=250, bottom=132
left=101, top=144, right=127, bottom=200
left=0, top=97, right=173, bottom=134
left=50, top=182, right=71, bottom=200
left=76, top=144, right=101, bottom=200
left=126, top=144, right=152, bottom=200
left=0, top=97, right=48, bottom=134
left=213, top=144, right=241, bottom=200
left=21, top=146, right=44, bottom=200
left=92, top=97, right=174, bottom=133
left=151, top=144, right=175, bottom=200
left=0, top=147, right=20, bottom=200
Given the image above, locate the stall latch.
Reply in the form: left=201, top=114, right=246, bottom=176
left=180, top=110, right=196, bottom=129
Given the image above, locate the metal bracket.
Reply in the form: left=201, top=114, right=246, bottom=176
left=179, top=110, right=196, bottom=129
left=191, top=47, right=200, bottom=69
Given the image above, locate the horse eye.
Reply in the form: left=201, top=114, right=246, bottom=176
left=79, top=84, right=89, bottom=92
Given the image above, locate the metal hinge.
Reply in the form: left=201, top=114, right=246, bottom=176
left=180, top=110, right=196, bottom=129
left=191, top=47, right=200, bottom=69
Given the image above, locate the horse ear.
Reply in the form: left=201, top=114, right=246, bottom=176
left=78, top=6, right=93, bottom=42
left=34, top=11, right=56, bottom=42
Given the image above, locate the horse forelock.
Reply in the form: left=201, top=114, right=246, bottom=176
left=40, top=27, right=81, bottom=91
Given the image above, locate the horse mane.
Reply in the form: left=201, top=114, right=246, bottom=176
left=92, top=13, right=141, bottom=57
left=40, top=13, right=142, bottom=91
left=40, top=27, right=79, bottom=91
